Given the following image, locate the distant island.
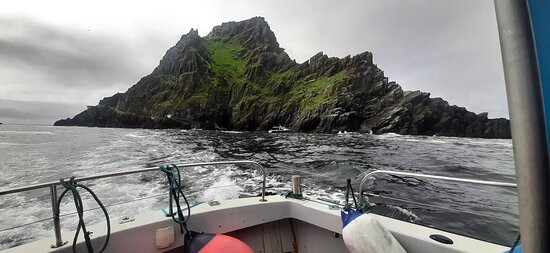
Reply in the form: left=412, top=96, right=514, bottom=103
left=55, top=17, right=510, bottom=139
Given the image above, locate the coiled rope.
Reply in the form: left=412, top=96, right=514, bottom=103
left=159, top=164, right=191, bottom=236
left=56, top=176, right=110, bottom=253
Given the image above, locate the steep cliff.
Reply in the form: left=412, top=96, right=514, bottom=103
left=55, top=17, right=510, bottom=138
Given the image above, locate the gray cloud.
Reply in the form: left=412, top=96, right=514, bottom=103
left=0, top=107, right=42, bottom=119
left=0, top=0, right=509, bottom=125
left=0, top=99, right=85, bottom=125
left=0, top=16, right=166, bottom=89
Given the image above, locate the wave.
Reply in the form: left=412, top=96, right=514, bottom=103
left=0, top=131, right=54, bottom=135
left=124, top=133, right=146, bottom=138
left=375, top=132, right=403, bottom=138
left=199, top=174, right=242, bottom=202
left=368, top=203, right=420, bottom=223
left=465, top=140, right=513, bottom=147
left=0, top=142, right=57, bottom=146
left=221, top=131, right=243, bottom=134
left=375, top=133, right=513, bottom=147
left=372, top=132, right=411, bottom=141
left=400, top=138, right=450, bottom=144
left=388, top=205, right=420, bottom=222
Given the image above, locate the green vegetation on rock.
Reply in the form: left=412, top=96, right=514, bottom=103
left=269, top=68, right=298, bottom=84
left=282, top=70, right=346, bottom=112
left=204, top=38, right=246, bottom=80
left=204, top=37, right=284, bottom=108
left=303, top=71, right=345, bottom=110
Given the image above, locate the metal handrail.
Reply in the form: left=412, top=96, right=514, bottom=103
left=0, top=160, right=267, bottom=248
left=358, top=170, right=517, bottom=205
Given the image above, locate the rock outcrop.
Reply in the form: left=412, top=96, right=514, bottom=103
left=55, top=17, right=510, bottom=139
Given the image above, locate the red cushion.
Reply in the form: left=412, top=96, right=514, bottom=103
left=199, top=234, right=253, bottom=253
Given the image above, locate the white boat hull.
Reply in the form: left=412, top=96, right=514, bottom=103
left=2, top=195, right=509, bottom=253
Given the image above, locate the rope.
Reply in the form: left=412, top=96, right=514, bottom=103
left=159, top=164, right=191, bottom=236
left=0, top=184, right=231, bottom=234
left=344, top=178, right=358, bottom=210
left=56, top=177, right=110, bottom=253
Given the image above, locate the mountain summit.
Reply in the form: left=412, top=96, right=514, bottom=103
left=55, top=17, right=510, bottom=138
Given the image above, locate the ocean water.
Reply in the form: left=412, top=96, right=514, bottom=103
left=0, top=125, right=518, bottom=249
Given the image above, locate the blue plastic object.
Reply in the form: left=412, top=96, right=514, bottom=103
left=505, top=244, right=522, bottom=253
left=341, top=209, right=363, bottom=228
left=527, top=0, right=550, bottom=149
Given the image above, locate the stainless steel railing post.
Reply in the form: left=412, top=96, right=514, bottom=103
left=291, top=175, right=302, bottom=196
left=358, top=170, right=517, bottom=205
left=50, top=184, right=65, bottom=248
left=258, top=163, right=267, bottom=202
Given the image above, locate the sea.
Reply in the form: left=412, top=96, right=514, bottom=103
left=0, top=124, right=518, bottom=249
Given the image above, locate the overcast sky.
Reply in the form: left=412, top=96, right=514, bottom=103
left=0, top=0, right=508, bottom=124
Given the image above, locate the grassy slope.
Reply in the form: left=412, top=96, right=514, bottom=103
left=204, top=39, right=246, bottom=79
left=200, top=37, right=347, bottom=114
left=159, top=38, right=248, bottom=110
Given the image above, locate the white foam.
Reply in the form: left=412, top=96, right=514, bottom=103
left=0, top=131, right=55, bottom=135
left=466, top=140, right=513, bottom=147
left=125, top=133, right=146, bottom=138
left=391, top=205, right=419, bottom=221
left=373, top=133, right=403, bottom=139
left=221, top=131, right=243, bottom=134
left=199, top=174, right=242, bottom=202
left=193, top=166, right=209, bottom=173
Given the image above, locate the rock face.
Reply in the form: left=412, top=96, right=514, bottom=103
left=55, top=17, right=511, bottom=139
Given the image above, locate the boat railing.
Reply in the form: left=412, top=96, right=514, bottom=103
left=358, top=170, right=517, bottom=205
left=0, top=160, right=267, bottom=248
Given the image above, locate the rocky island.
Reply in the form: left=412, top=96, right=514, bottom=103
left=55, top=17, right=510, bottom=139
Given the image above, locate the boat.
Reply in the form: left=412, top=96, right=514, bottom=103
left=268, top=125, right=290, bottom=133
left=0, top=161, right=515, bottom=252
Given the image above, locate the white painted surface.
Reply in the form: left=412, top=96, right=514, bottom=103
left=343, top=213, right=407, bottom=253
left=227, top=218, right=349, bottom=253
left=155, top=226, right=175, bottom=249
left=2, top=195, right=509, bottom=253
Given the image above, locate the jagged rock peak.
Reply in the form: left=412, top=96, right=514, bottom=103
left=309, top=52, right=326, bottom=62
left=352, top=51, right=374, bottom=64
left=208, top=16, right=280, bottom=51
left=174, top=28, right=201, bottom=47
left=187, top=28, right=199, bottom=36
left=152, top=28, right=209, bottom=76
left=307, top=51, right=373, bottom=65
left=302, top=50, right=377, bottom=78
